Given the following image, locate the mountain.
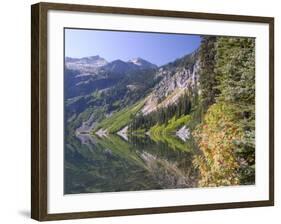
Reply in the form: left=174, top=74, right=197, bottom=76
left=64, top=56, right=159, bottom=130
left=128, top=57, right=158, bottom=70
left=64, top=56, right=158, bottom=98
left=65, top=56, right=157, bottom=75
left=86, top=51, right=200, bottom=136
left=100, top=58, right=157, bottom=76
left=142, top=50, right=199, bottom=115
left=101, top=59, right=139, bottom=75
left=64, top=51, right=200, bottom=138
left=65, top=55, right=108, bottom=75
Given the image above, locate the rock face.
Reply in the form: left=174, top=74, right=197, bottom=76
left=142, top=51, right=199, bottom=115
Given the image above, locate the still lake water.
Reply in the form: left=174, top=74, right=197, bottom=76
left=64, top=133, right=199, bottom=194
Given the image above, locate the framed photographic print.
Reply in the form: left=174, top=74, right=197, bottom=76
left=31, top=2, right=274, bottom=221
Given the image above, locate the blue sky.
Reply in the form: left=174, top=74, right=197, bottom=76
left=65, top=29, right=201, bottom=66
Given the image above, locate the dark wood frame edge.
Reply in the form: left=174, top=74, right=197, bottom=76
left=31, top=3, right=48, bottom=221
left=31, top=2, right=274, bottom=221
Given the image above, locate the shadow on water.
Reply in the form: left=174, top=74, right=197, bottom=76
left=64, top=132, right=199, bottom=194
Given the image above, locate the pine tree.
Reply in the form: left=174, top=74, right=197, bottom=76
left=194, top=36, right=256, bottom=186
left=199, top=36, right=219, bottom=112
left=214, top=37, right=255, bottom=184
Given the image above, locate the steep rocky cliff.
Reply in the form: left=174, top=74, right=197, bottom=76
left=142, top=50, right=199, bottom=115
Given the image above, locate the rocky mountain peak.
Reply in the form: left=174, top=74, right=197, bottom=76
left=128, top=57, right=158, bottom=70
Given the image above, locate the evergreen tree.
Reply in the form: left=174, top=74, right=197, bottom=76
left=130, top=91, right=192, bottom=131
left=199, top=36, right=219, bottom=112
left=194, top=36, right=255, bottom=186
left=215, top=37, right=255, bottom=184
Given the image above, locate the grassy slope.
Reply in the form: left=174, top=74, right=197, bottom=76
left=93, top=99, right=145, bottom=133
left=150, top=114, right=191, bottom=135
left=149, top=115, right=192, bottom=152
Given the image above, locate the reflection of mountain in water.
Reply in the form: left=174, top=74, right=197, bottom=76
left=65, top=133, right=198, bottom=194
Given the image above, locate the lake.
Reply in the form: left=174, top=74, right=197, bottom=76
left=64, top=133, right=199, bottom=194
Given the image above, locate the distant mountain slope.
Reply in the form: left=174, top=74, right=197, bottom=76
left=128, top=57, right=158, bottom=70
left=142, top=50, right=199, bottom=115
left=101, top=59, right=139, bottom=76
left=64, top=56, right=159, bottom=134
left=64, top=56, right=158, bottom=98
left=66, top=56, right=157, bottom=75
left=65, top=55, right=108, bottom=74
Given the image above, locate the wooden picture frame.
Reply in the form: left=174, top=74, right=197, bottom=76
left=31, top=2, right=274, bottom=221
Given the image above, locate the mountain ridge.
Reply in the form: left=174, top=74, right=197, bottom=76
left=66, top=55, right=158, bottom=73
left=64, top=49, right=200, bottom=136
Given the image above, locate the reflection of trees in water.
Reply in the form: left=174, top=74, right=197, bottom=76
left=65, top=133, right=199, bottom=194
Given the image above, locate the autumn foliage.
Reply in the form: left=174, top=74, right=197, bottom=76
left=193, top=36, right=255, bottom=187
left=193, top=103, right=243, bottom=187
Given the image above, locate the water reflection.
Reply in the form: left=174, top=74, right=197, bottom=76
left=64, top=133, right=199, bottom=194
